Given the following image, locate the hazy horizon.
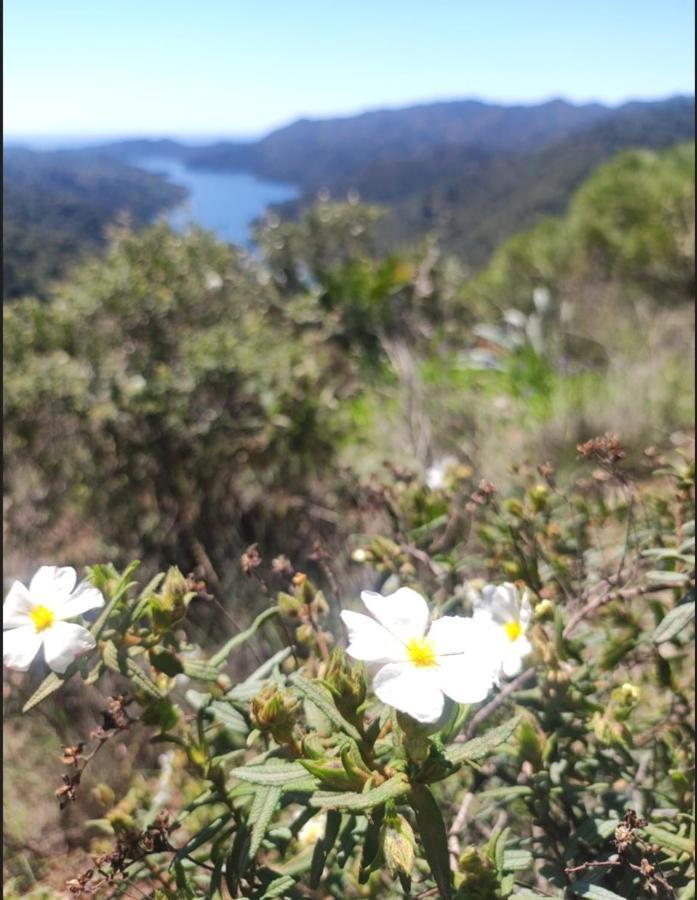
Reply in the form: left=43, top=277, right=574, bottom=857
left=5, top=90, right=695, bottom=149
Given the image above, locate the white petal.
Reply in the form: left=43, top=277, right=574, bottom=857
left=361, top=587, right=430, bottom=642
left=55, top=583, right=105, bottom=620
left=42, top=621, right=96, bottom=673
left=29, top=566, right=77, bottom=607
left=3, top=581, right=34, bottom=629
left=477, top=583, right=518, bottom=624
left=501, top=645, right=523, bottom=676
left=3, top=625, right=42, bottom=671
left=519, top=590, right=533, bottom=629
left=373, top=662, right=444, bottom=723
left=428, top=615, right=480, bottom=656
left=341, top=610, right=406, bottom=662
left=501, top=636, right=532, bottom=677
left=437, top=652, right=498, bottom=704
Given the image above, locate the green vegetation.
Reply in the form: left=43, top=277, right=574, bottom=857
left=3, top=148, right=185, bottom=299
left=3, top=137, right=695, bottom=898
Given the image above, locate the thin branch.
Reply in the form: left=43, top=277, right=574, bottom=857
left=461, top=667, right=536, bottom=741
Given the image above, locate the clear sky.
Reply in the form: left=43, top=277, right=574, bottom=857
left=4, top=0, right=695, bottom=139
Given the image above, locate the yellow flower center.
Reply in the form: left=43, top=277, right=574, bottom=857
left=30, top=604, right=55, bottom=633
left=504, top=620, right=522, bottom=642
left=406, top=636, right=437, bottom=668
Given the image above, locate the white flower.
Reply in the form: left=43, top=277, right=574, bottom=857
left=471, top=582, right=532, bottom=677
left=3, top=566, right=104, bottom=673
left=341, top=587, right=499, bottom=724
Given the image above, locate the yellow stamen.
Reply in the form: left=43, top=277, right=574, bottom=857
left=406, top=636, right=437, bottom=669
left=504, top=620, right=522, bottom=642
left=30, top=604, right=54, bottom=633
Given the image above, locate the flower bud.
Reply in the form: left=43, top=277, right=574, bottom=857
left=529, top=483, right=549, bottom=511
left=91, top=783, right=115, bottom=809
left=310, top=590, right=329, bottom=619
left=351, top=548, right=369, bottom=563
left=382, top=813, right=415, bottom=878
left=324, top=647, right=366, bottom=715
left=295, top=623, right=314, bottom=645
left=278, top=591, right=303, bottom=620
left=534, top=598, right=555, bottom=622
left=151, top=566, right=192, bottom=631
left=250, top=683, right=299, bottom=744
left=613, top=682, right=640, bottom=707
left=456, top=847, right=499, bottom=899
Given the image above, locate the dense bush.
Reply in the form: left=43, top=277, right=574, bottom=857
left=3, top=444, right=694, bottom=898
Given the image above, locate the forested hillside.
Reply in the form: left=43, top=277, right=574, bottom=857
left=4, top=96, right=693, bottom=299
left=2, top=149, right=185, bottom=298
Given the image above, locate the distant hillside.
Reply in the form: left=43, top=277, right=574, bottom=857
left=3, top=148, right=185, bottom=298
left=4, top=95, right=694, bottom=298
left=371, top=96, right=697, bottom=265
left=121, top=95, right=693, bottom=266
left=99, top=97, right=614, bottom=185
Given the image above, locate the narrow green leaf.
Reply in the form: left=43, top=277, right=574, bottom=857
left=174, top=812, right=233, bottom=859
left=231, top=761, right=319, bottom=790
left=261, top=875, right=297, bottom=898
left=290, top=673, right=363, bottom=742
left=125, top=657, right=164, bottom=698
left=652, top=601, right=695, bottom=643
left=182, top=658, right=223, bottom=681
left=445, top=716, right=521, bottom=767
left=150, top=648, right=184, bottom=677
left=209, top=701, right=248, bottom=735
left=409, top=783, right=452, bottom=899
left=310, top=809, right=342, bottom=888
left=642, top=823, right=695, bottom=855
left=310, top=774, right=410, bottom=811
left=646, top=569, right=691, bottom=586
left=22, top=672, right=66, bottom=713
left=249, top=785, right=282, bottom=857
left=209, top=606, right=280, bottom=667
left=502, top=848, right=533, bottom=871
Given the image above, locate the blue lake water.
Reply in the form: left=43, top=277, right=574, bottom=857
left=136, top=157, right=299, bottom=246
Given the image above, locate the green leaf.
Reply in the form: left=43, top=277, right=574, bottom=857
left=101, top=640, right=163, bottom=698
left=141, top=698, right=179, bottom=732
left=502, top=848, right=533, bottom=871
left=182, top=658, right=223, bottom=681
left=261, top=875, right=297, bottom=898
left=231, top=761, right=319, bottom=791
left=174, top=812, right=234, bottom=859
left=89, top=560, right=141, bottom=638
left=652, top=601, right=695, bottom=643
left=310, top=774, right=410, bottom=810
left=310, top=809, right=342, bottom=888
left=22, top=672, right=67, bottom=713
left=209, top=606, right=280, bottom=667
left=409, top=783, right=452, bottom=899
left=646, top=569, right=691, bottom=586
left=149, top=648, right=184, bottom=677
left=289, top=673, right=363, bottom=742
left=444, top=716, right=521, bottom=767
left=642, top=823, right=695, bottom=856
left=248, top=785, right=282, bottom=857
left=300, top=758, right=362, bottom=791
left=208, top=701, right=248, bottom=735
left=679, top=881, right=695, bottom=900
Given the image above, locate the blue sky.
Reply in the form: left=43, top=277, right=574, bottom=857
left=4, top=0, right=695, bottom=139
